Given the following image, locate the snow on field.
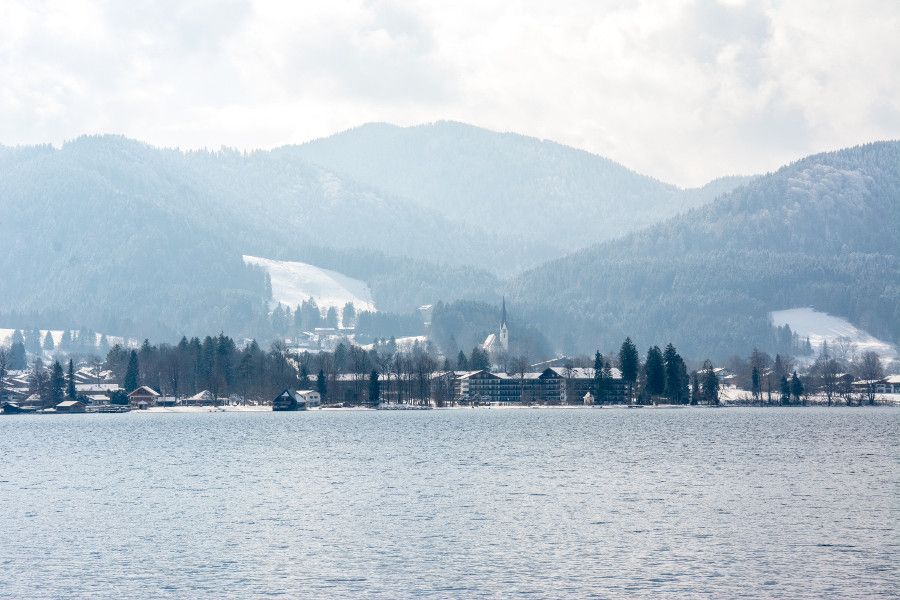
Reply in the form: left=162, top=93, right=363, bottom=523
left=770, top=307, right=898, bottom=359
left=359, top=335, right=428, bottom=351
left=243, top=255, right=376, bottom=312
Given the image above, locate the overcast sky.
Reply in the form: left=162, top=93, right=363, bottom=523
left=1, top=0, right=898, bottom=186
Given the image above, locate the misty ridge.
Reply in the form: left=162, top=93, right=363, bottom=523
left=0, top=121, right=897, bottom=360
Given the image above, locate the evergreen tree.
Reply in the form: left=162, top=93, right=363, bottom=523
left=98, top=334, right=110, bottom=355
left=316, top=368, right=327, bottom=401
left=690, top=370, right=700, bottom=404
left=325, top=306, right=339, bottom=328
left=29, top=358, right=48, bottom=405
left=751, top=366, right=761, bottom=401
left=644, top=346, right=665, bottom=397
left=0, top=349, right=7, bottom=401
left=124, top=350, right=140, bottom=393
left=26, top=328, right=42, bottom=355
left=618, top=337, right=639, bottom=402
left=60, top=329, right=72, bottom=351
left=456, top=350, right=469, bottom=370
left=43, top=331, right=55, bottom=351
left=470, top=346, right=490, bottom=371
left=702, top=360, right=719, bottom=405
left=368, top=370, right=380, bottom=407
left=663, top=343, right=682, bottom=402
left=299, top=364, right=311, bottom=390
left=66, top=359, right=76, bottom=400
left=342, top=302, right=357, bottom=328
left=780, top=376, right=791, bottom=405
left=9, top=340, right=26, bottom=370
left=790, top=371, right=804, bottom=404
left=593, top=351, right=606, bottom=403
left=49, top=361, right=65, bottom=406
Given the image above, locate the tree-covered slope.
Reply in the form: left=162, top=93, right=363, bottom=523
left=0, top=136, right=501, bottom=339
left=293, top=121, right=748, bottom=267
left=511, top=142, right=900, bottom=359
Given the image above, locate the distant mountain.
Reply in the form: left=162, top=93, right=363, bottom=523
left=511, top=142, right=900, bottom=359
left=293, top=121, right=750, bottom=267
left=0, top=136, right=500, bottom=340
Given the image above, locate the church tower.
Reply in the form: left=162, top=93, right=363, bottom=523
left=499, top=297, right=509, bottom=352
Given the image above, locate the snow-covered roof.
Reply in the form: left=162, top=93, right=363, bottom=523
left=482, top=333, right=497, bottom=350
left=128, top=385, right=160, bottom=397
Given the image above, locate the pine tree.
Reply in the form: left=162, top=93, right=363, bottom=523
left=368, top=370, right=380, bottom=407
left=316, top=368, right=327, bottom=402
left=325, top=306, right=339, bottom=328
left=49, top=361, right=65, bottom=406
left=690, top=371, right=700, bottom=404
left=66, top=359, right=76, bottom=400
left=790, top=371, right=804, bottom=404
left=780, top=376, right=790, bottom=405
left=26, top=328, right=42, bottom=355
left=98, top=334, right=110, bottom=355
left=43, top=331, right=55, bottom=351
left=470, top=346, right=490, bottom=371
left=751, top=366, right=761, bottom=401
left=663, top=343, right=682, bottom=403
left=299, top=364, right=311, bottom=390
left=456, top=350, right=469, bottom=370
left=9, top=340, right=26, bottom=370
left=124, top=350, right=139, bottom=393
left=28, top=359, right=48, bottom=405
left=593, top=351, right=606, bottom=403
left=0, top=349, right=7, bottom=401
left=644, top=346, right=665, bottom=397
left=618, top=337, right=639, bottom=402
left=342, top=302, right=357, bottom=328
left=60, top=329, right=72, bottom=351
left=702, top=360, right=719, bottom=405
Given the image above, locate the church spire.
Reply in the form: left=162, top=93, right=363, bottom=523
left=501, top=297, right=507, bottom=327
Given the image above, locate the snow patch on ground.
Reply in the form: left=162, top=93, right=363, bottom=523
left=243, top=255, right=376, bottom=312
left=770, top=307, right=898, bottom=359
left=359, top=335, right=428, bottom=351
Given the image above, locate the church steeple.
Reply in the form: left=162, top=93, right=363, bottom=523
left=499, top=297, right=509, bottom=352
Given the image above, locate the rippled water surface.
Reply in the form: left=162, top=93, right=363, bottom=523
left=1, top=407, right=898, bottom=598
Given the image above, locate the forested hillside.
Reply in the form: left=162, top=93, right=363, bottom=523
left=0, top=136, right=500, bottom=339
left=295, top=121, right=749, bottom=268
left=511, top=142, right=900, bottom=359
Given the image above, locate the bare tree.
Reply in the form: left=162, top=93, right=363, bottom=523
left=856, top=351, right=884, bottom=405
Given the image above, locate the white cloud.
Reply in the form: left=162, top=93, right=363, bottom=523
left=0, top=0, right=898, bottom=185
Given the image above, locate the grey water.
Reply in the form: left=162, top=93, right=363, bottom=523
left=0, top=407, right=897, bottom=599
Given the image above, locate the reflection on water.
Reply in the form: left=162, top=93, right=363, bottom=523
left=0, top=407, right=897, bottom=598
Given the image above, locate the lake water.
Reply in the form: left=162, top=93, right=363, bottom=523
left=1, top=407, right=897, bottom=598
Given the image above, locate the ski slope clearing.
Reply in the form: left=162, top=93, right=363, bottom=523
left=243, top=255, right=376, bottom=312
left=770, top=307, right=897, bottom=359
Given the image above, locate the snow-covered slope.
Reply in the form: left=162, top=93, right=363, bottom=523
left=243, top=255, right=376, bottom=312
left=770, top=308, right=898, bottom=359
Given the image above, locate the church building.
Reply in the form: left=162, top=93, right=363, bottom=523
left=482, top=298, right=510, bottom=356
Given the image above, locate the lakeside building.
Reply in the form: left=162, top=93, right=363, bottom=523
left=303, top=367, right=628, bottom=406
left=128, top=386, right=160, bottom=409
left=273, top=389, right=322, bottom=411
